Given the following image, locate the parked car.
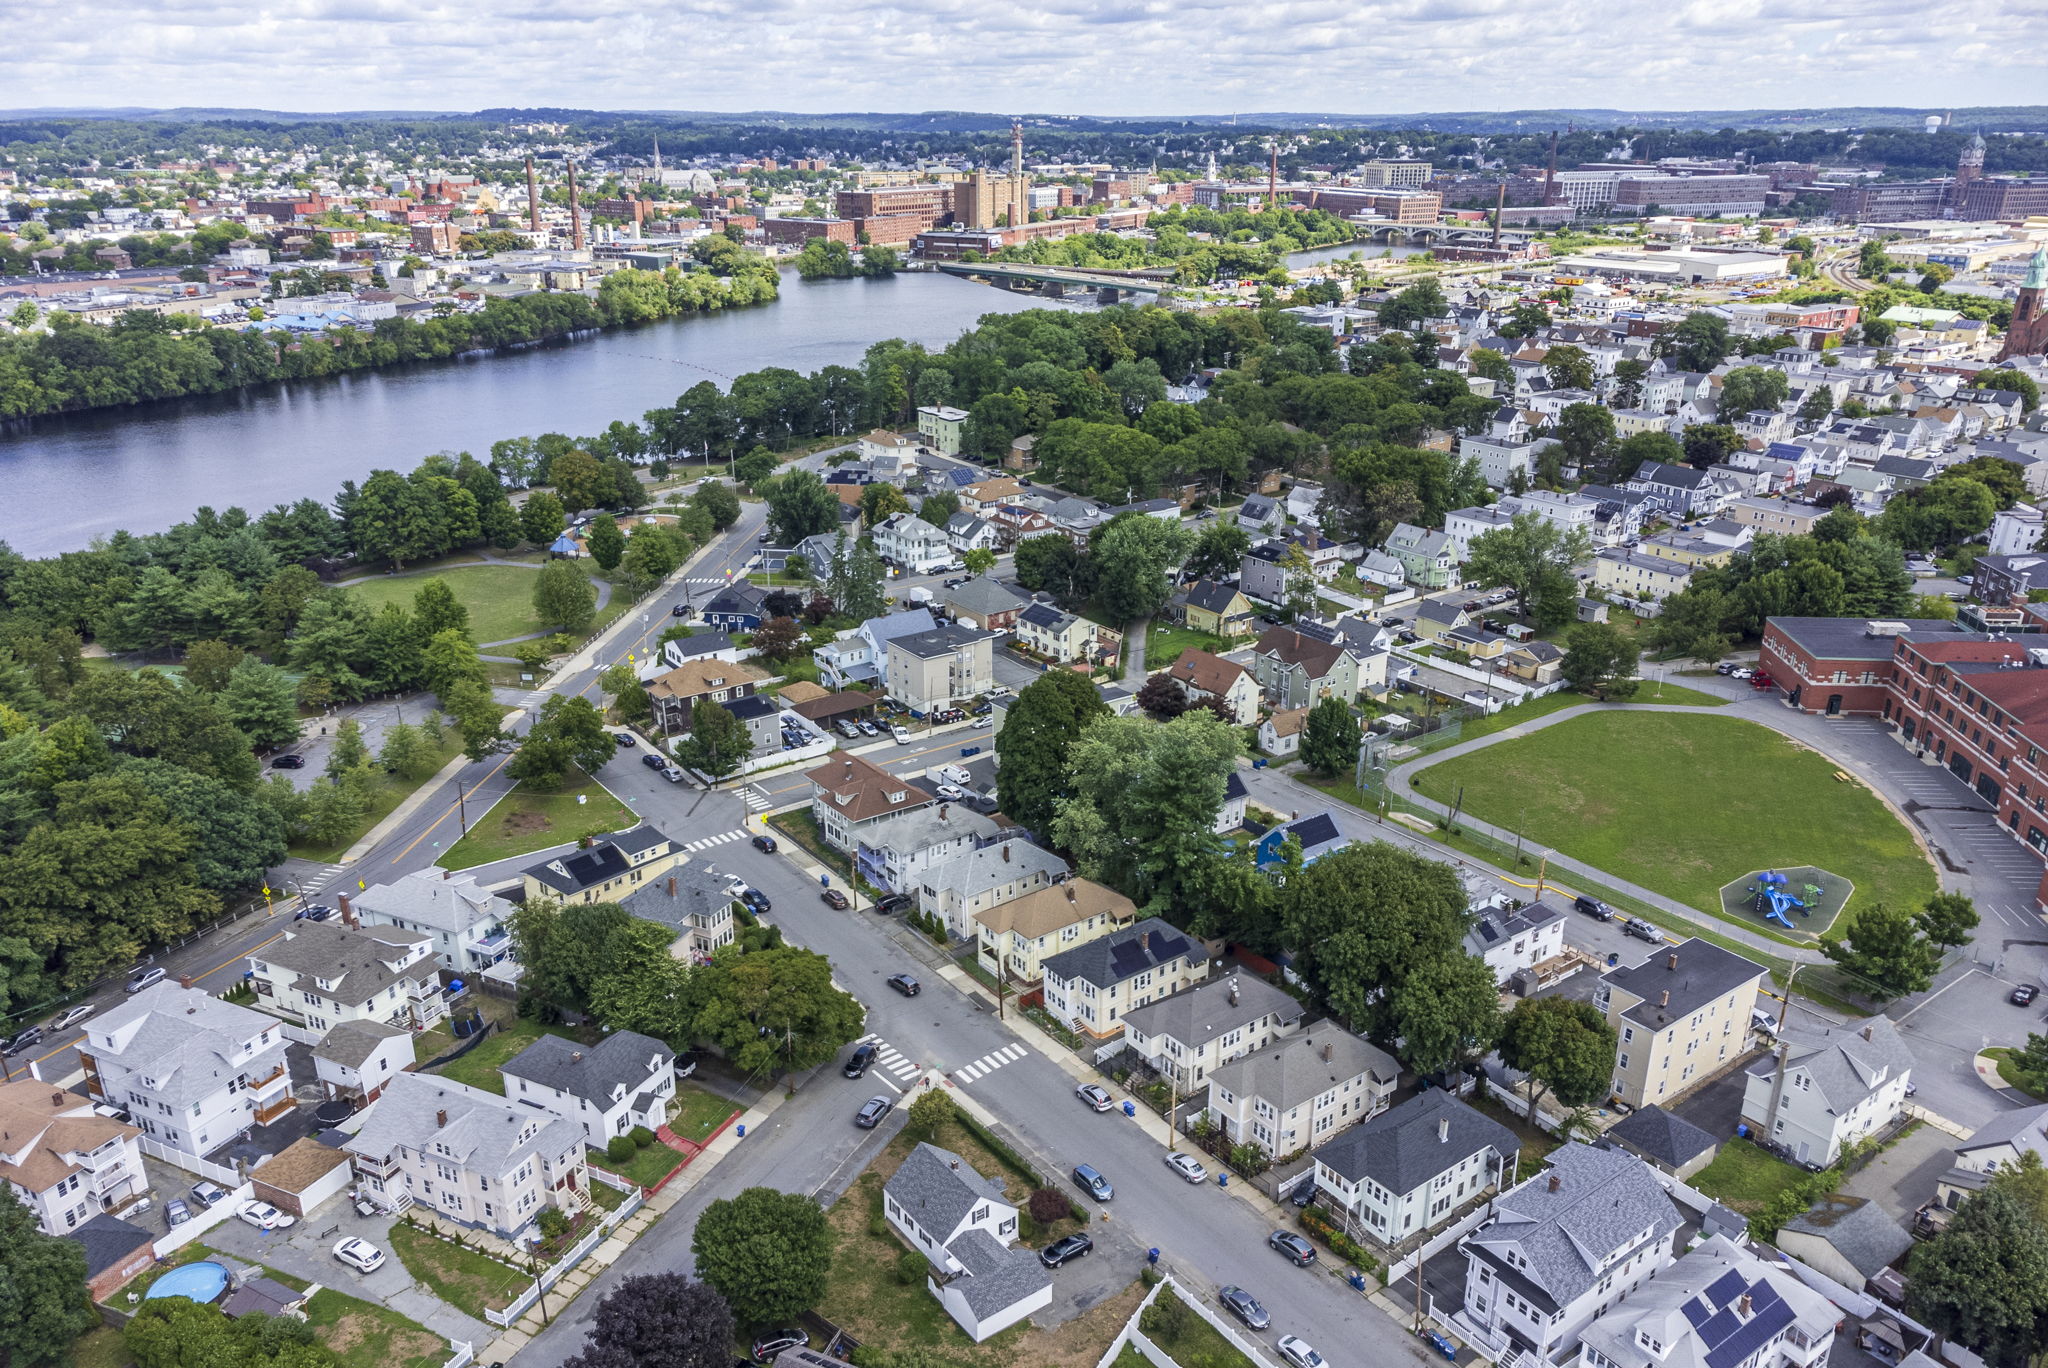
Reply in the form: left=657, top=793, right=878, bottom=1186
left=1277, top=1336, right=1327, bottom=1368
left=855, top=1095, right=895, bottom=1129
left=50, top=1003, right=96, bottom=1032
left=938, top=764, right=972, bottom=786
left=1218, top=1286, right=1269, bottom=1331
left=190, top=1181, right=228, bottom=1208
left=661, top=765, right=686, bottom=783
left=875, top=893, right=913, bottom=914
left=844, top=1043, right=878, bottom=1079
left=270, top=753, right=306, bottom=769
left=674, top=1052, right=698, bottom=1079
left=125, top=966, right=166, bottom=994
left=1072, top=1164, right=1113, bottom=1202
left=887, top=973, right=920, bottom=997
left=1751, top=1008, right=1781, bottom=1036
left=671, top=602, right=691, bottom=617
left=3, top=1025, right=43, bottom=1053
left=166, top=1199, right=192, bottom=1227
left=892, top=725, right=912, bottom=744
left=1040, top=1234, right=1094, bottom=1268
left=752, top=834, right=778, bottom=853
left=1164, top=1152, right=1208, bottom=1184
left=1573, top=895, right=1611, bottom=921
left=612, top=731, right=637, bottom=747
left=2013, top=984, right=2041, bottom=1007
left=237, top=1200, right=295, bottom=1231
left=750, top=1329, right=808, bottom=1362
left=740, top=889, right=771, bottom=914
left=935, top=783, right=966, bottom=801
left=642, top=753, right=667, bottom=770
left=1076, top=1083, right=1114, bottom=1112
left=1622, top=917, right=1661, bottom=942
left=332, top=1237, right=386, bottom=1274
left=821, top=889, right=850, bottom=910
left=1269, top=1230, right=1317, bottom=1266
left=856, top=720, right=878, bottom=736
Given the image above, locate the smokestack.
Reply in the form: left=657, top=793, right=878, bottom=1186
left=1009, top=120, right=1026, bottom=231
left=1267, top=141, right=1278, bottom=209
left=1491, top=180, right=1505, bottom=250
left=1437, top=1114, right=1448, bottom=1141
left=1666, top=952, right=1678, bottom=971
left=1543, top=131, right=1560, bottom=206
left=525, top=157, right=541, bottom=233
left=567, top=160, right=585, bottom=251
left=1547, top=1173, right=1561, bottom=1193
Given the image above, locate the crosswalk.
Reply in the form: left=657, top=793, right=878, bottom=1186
left=855, top=1034, right=922, bottom=1091
left=741, top=786, right=773, bottom=814
left=681, top=829, right=747, bottom=854
left=302, top=863, right=348, bottom=895
left=952, top=1043, right=1028, bottom=1083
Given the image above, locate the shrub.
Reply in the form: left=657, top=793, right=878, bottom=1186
left=629, top=1125, right=656, bottom=1149
left=896, top=1248, right=928, bottom=1286
left=907, top=1088, right=955, bottom=1138
left=1029, top=1187, right=1071, bottom=1225
left=1300, top=1205, right=1377, bottom=1273
left=536, top=1206, right=571, bottom=1241
left=606, top=1134, right=636, bottom=1163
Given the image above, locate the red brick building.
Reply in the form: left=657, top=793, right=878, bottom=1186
left=410, top=221, right=460, bottom=254
left=764, top=217, right=857, bottom=246
left=1757, top=617, right=1965, bottom=717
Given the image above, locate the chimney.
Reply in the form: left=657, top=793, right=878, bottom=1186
left=436, top=1109, right=448, bottom=1128
left=525, top=156, right=541, bottom=233
left=1325, top=1041, right=1336, bottom=1064
left=572, top=1051, right=583, bottom=1063
left=1438, top=1115, right=1450, bottom=1142
left=1003, top=845, right=1011, bottom=863
left=1140, top=930, right=1151, bottom=951
left=1861, top=1024, right=1873, bottom=1042
left=1666, top=952, right=1679, bottom=971
left=1547, top=1173, right=1561, bottom=1193
left=1066, top=886, right=1076, bottom=902
left=950, top=1159, right=960, bottom=1171
left=1738, top=1292, right=1751, bottom=1317
left=667, top=876, right=677, bottom=895
left=1659, top=990, right=1669, bottom=1008
left=939, top=804, right=949, bottom=821
left=338, top=892, right=355, bottom=927
left=567, top=160, right=585, bottom=251
left=52, top=1090, right=65, bottom=1107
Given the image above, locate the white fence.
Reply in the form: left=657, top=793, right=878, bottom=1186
left=482, top=1186, right=647, bottom=1328
left=140, top=1136, right=243, bottom=1187
left=149, top=1178, right=257, bottom=1258
left=1092, top=1276, right=1279, bottom=1368
left=1388, top=1199, right=1496, bottom=1285
left=441, top=1342, right=473, bottom=1368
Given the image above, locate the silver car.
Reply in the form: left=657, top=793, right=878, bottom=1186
left=1164, top=1151, right=1208, bottom=1184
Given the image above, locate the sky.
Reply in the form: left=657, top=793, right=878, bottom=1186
left=13, top=0, right=2048, bottom=116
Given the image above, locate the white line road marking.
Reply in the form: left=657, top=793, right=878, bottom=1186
left=873, top=1075, right=903, bottom=1095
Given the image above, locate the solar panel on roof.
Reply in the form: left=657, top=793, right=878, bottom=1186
left=1705, top=1303, right=1794, bottom=1368
left=1697, top=1308, right=1742, bottom=1345
left=1680, top=1297, right=1713, bottom=1329
left=1749, top=1280, right=1782, bottom=1311
left=1704, top=1269, right=1748, bottom=1304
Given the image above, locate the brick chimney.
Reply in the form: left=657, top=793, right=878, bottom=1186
left=1140, top=930, right=1151, bottom=951
left=338, top=892, right=356, bottom=927
left=1002, top=845, right=1011, bottom=863
left=1666, top=952, right=1679, bottom=971
left=1659, top=990, right=1669, bottom=1008
left=436, top=1109, right=448, bottom=1128
left=1861, top=1024, right=1873, bottom=1042
left=667, top=876, right=677, bottom=895
left=1324, top=1041, right=1335, bottom=1064
left=1548, top=1173, right=1561, bottom=1193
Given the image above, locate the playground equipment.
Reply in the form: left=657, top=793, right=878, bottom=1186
left=1748, top=871, right=1812, bottom=929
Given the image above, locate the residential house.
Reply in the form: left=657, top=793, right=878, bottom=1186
left=1284, top=528, right=1348, bottom=580
left=1310, top=1089, right=1518, bottom=1248
left=246, top=920, right=446, bottom=1034
left=1578, top=484, right=1658, bottom=546
left=1740, top=1017, right=1913, bottom=1167
left=346, top=869, right=512, bottom=974
left=311, top=1019, right=415, bottom=1106
left=1414, top=598, right=1472, bottom=643
left=916, top=405, right=968, bottom=455
left=1207, top=1027, right=1400, bottom=1161
left=874, top=512, right=955, bottom=573
left=501, top=1030, right=676, bottom=1150
left=1594, top=549, right=1695, bottom=606
left=882, top=1142, right=1050, bottom=1342
left=0, top=1080, right=146, bottom=1233
left=1601, top=1105, right=1722, bottom=1182
left=1637, top=521, right=1751, bottom=567
left=974, top=878, right=1136, bottom=985
left=1460, top=433, right=1545, bottom=490
left=1041, top=917, right=1208, bottom=1038
left=815, top=607, right=940, bottom=692
left=808, top=753, right=938, bottom=853
left=1162, top=648, right=1259, bottom=724
left=1989, top=503, right=2045, bottom=559
left=1775, top=1195, right=1912, bottom=1293
left=717, top=692, right=782, bottom=757
left=1174, top=580, right=1254, bottom=638
left=651, top=628, right=745, bottom=676
left=1463, top=899, right=1568, bottom=986
left=1258, top=706, right=1310, bottom=757
left=78, top=984, right=292, bottom=1154
left=1625, top=461, right=1724, bottom=519
left=1238, top=541, right=1294, bottom=605
left=857, top=805, right=1003, bottom=896
left=342, top=1072, right=588, bottom=1237
left=886, top=624, right=998, bottom=715
left=1499, top=639, right=1566, bottom=685
left=700, top=581, right=769, bottom=633
left=1598, top=939, right=1769, bottom=1109
left=1237, top=494, right=1284, bottom=535
left=646, top=659, right=770, bottom=736
left=1321, top=617, right=1394, bottom=699
left=984, top=503, right=1057, bottom=547
left=1214, top=770, right=1250, bottom=834
left=1973, top=551, right=2048, bottom=605
left=1445, top=505, right=1515, bottom=563
left=1250, top=626, right=1359, bottom=709
left=1014, top=601, right=1098, bottom=664
left=922, top=840, right=1069, bottom=941
left=960, top=477, right=1029, bottom=514
left=1286, top=482, right=1327, bottom=525
left=521, top=826, right=681, bottom=906
left=1120, top=973, right=1303, bottom=1092
left=1937, top=1102, right=2048, bottom=1211
left=1459, top=1143, right=1683, bottom=1363
left=1254, top=811, right=1349, bottom=869
left=1356, top=548, right=1409, bottom=589
left=1387, top=523, right=1460, bottom=589
left=943, top=577, right=1029, bottom=631
left=1575, top=1235, right=1838, bottom=1368
left=616, top=862, right=740, bottom=960
left=858, top=428, right=918, bottom=475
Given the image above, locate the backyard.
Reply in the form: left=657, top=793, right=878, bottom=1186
left=1136, top=1285, right=1258, bottom=1368
left=302, top=1287, right=448, bottom=1368
left=1690, top=1137, right=1807, bottom=1215
left=422, top=1017, right=588, bottom=1094
left=386, top=1221, right=529, bottom=1315
left=1146, top=622, right=1244, bottom=670
left=1409, top=710, right=1937, bottom=936
left=436, top=769, right=637, bottom=870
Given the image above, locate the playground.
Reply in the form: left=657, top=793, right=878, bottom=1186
left=1719, top=866, right=1854, bottom=937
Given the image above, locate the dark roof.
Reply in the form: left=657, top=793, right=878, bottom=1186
left=1416, top=599, right=1466, bottom=625
left=1018, top=601, right=1071, bottom=630
left=884, top=1141, right=1008, bottom=1240
left=1184, top=579, right=1246, bottom=614
left=1223, top=770, right=1247, bottom=803
left=1254, top=626, right=1347, bottom=679
left=1467, top=899, right=1566, bottom=951
left=1781, top=1195, right=1912, bottom=1278
left=1040, top=916, right=1196, bottom=989
left=66, top=1213, right=153, bottom=1278
left=1605, top=1105, right=1720, bottom=1168
left=723, top=693, right=779, bottom=720
left=1632, top=460, right=1710, bottom=489
left=1765, top=616, right=1963, bottom=662
left=1603, top=938, right=1769, bottom=1030
left=891, top=623, right=997, bottom=658
left=617, top=863, right=737, bottom=938
left=666, top=630, right=736, bottom=659
left=704, top=582, right=767, bottom=615
left=1312, top=1089, right=1519, bottom=1195
left=523, top=826, right=672, bottom=896
left=501, top=1030, right=673, bottom=1106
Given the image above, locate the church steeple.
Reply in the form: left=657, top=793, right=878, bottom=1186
left=1996, top=246, right=2048, bottom=361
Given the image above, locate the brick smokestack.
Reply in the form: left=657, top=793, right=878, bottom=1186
left=1010, top=120, right=1025, bottom=231
left=525, top=157, right=541, bottom=233
left=567, top=160, right=585, bottom=251
left=1543, top=131, right=1560, bottom=205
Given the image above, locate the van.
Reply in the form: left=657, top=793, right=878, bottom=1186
left=1072, top=1164, right=1114, bottom=1202
left=843, top=1043, right=878, bottom=1079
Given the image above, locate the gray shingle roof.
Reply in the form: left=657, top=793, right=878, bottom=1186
left=1209, top=1027, right=1397, bottom=1114
left=1312, top=1088, right=1518, bottom=1196
left=1603, top=938, right=1769, bottom=1031
left=353, top=868, right=506, bottom=936
left=1604, top=1104, right=1719, bottom=1169
left=314, top=1018, right=411, bottom=1070
left=86, top=984, right=284, bottom=1110
left=885, top=1141, right=1008, bottom=1242
left=524, top=826, right=674, bottom=897
left=617, top=863, right=737, bottom=938
left=1781, top=1195, right=1912, bottom=1279
left=923, top=841, right=1068, bottom=898
left=343, top=1071, right=582, bottom=1178
left=1466, top=1142, right=1682, bottom=1314
left=256, top=921, right=433, bottom=1010
left=944, top=577, right=1028, bottom=617
left=1039, top=917, right=1196, bottom=990
left=942, top=1227, right=1052, bottom=1316
left=1780, top=1017, right=1914, bottom=1114
left=501, top=1030, right=673, bottom=1107
left=1121, top=974, right=1302, bottom=1053
left=1956, top=1100, right=2048, bottom=1158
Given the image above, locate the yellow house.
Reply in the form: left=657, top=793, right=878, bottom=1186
left=1177, top=580, right=1254, bottom=638
left=1634, top=531, right=1740, bottom=568
left=974, top=879, right=1137, bottom=985
left=1593, top=548, right=1695, bottom=603
left=1598, top=939, right=1767, bottom=1109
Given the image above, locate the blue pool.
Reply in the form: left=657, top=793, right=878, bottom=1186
left=145, top=1261, right=230, bottom=1303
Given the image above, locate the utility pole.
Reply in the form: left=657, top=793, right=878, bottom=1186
left=456, top=779, right=470, bottom=837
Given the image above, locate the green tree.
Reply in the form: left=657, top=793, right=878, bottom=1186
left=918, top=491, right=961, bottom=528
left=549, top=449, right=610, bottom=514
left=1797, top=388, right=1835, bottom=425
left=1469, top=346, right=1516, bottom=390
left=1918, top=892, right=1980, bottom=950
left=600, top=662, right=651, bottom=725
left=859, top=482, right=911, bottom=527
left=1640, top=585, right=1737, bottom=665
left=1281, top=841, right=1469, bottom=1036
left=691, top=947, right=866, bottom=1075
left=217, top=658, right=303, bottom=749
left=533, top=559, right=598, bottom=633
left=1908, top=1182, right=2048, bottom=1368
left=411, top=577, right=469, bottom=640
left=732, top=448, right=780, bottom=486
left=521, top=490, right=567, bottom=547
left=1280, top=542, right=1319, bottom=621
left=907, top=1087, right=956, bottom=1139
left=1498, top=996, right=1619, bottom=1119
left=962, top=547, right=997, bottom=577
left=1542, top=343, right=1594, bottom=392
left=376, top=720, right=436, bottom=781
left=510, top=694, right=614, bottom=788
left=0, top=1186, right=97, bottom=1368
left=1384, top=945, right=1502, bottom=1077
left=1718, top=366, right=1790, bottom=419
left=1945, top=456, right=2028, bottom=508
left=1553, top=403, right=1615, bottom=480
left=1561, top=621, right=1639, bottom=700
left=763, top=469, right=840, bottom=544
left=674, top=696, right=753, bottom=781
left=1678, top=422, right=1741, bottom=471
left=1299, top=695, right=1362, bottom=777
left=1820, top=900, right=1941, bottom=1001
left=585, top=514, right=625, bottom=571
left=181, top=639, right=245, bottom=694
left=1013, top=534, right=1093, bottom=608
left=1090, top=514, right=1195, bottom=626
left=1609, top=358, right=1649, bottom=409
left=324, top=717, right=370, bottom=782
left=691, top=478, right=742, bottom=531
left=1977, top=369, right=2040, bottom=413
left=587, top=924, right=697, bottom=1044
left=1462, top=514, right=1593, bottom=629
left=558, top=1273, right=733, bottom=1368
left=1669, top=311, right=1731, bottom=372
left=1184, top=519, right=1252, bottom=582
left=996, top=669, right=1111, bottom=837
left=691, top=1187, right=832, bottom=1326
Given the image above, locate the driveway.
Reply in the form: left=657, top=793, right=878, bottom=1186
left=1668, top=1066, right=1755, bottom=1144
left=1839, top=1122, right=1955, bottom=1224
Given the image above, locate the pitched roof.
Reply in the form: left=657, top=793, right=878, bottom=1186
left=1778, top=1017, right=1914, bottom=1113
left=1467, top=1143, right=1682, bottom=1315
left=501, top=1030, right=673, bottom=1106
left=1956, top=1100, right=2048, bottom=1159
left=944, top=577, right=1029, bottom=617
left=885, top=1141, right=1009, bottom=1240
left=524, top=826, right=675, bottom=897
left=1183, top=579, right=1247, bottom=614
left=343, top=1071, right=583, bottom=1178
left=65, top=1213, right=154, bottom=1279
left=1040, top=916, right=1196, bottom=989
left=1601, top=938, right=1769, bottom=1032
left=1312, top=1088, right=1517, bottom=1195
left=250, top=1134, right=353, bottom=1194
left=806, top=753, right=935, bottom=824
left=1605, top=1105, right=1720, bottom=1170
left=254, top=921, right=433, bottom=1009
left=1122, top=974, right=1302, bottom=1052
left=973, top=877, right=1135, bottom=941
left=1263, top=706, right=1311, bottom=739
left=353, top=868, right=506, bottom=935
left=1253, top=627, right=1346, bottom=679
left=1165, top=648, right=1251, bottom=697
left=313, top=1018, right=411, bottom=1070
left=617, top=862, right=737, bottom=939
left=926, top=841, right=1068, bottom=899
left=83, top=984, right=282, bottom=1109
left=1781, top=1195, right=1912, bottom=1278
left=858, top=804, right=1001, bottom=855
left=645, top=658, right=770, bottom=702
left=1576, top=1235, right=1836, bottom=1368
left=1464, top=900, right=1566, bottom=957
left=942, top=1225, right=1052, bottom=1315
left=1210, top=1026, right=1397, bottom=1113
left=0, top=1081, right=140, bottom=1194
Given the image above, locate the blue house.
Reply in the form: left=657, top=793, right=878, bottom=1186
left=700, top=582, right=769, bottom=633
left=1254, top=810, right=1349, bottom=870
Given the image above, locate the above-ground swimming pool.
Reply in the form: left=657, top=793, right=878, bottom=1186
left=144, top=1261, right=230, bottom=1303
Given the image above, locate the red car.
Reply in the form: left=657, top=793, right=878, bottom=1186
left=820, top=889, right=850, bottom=910
left=1749, top=671, right=1774, bottom=691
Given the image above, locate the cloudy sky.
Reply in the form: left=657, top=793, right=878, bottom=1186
left=14, top=0, right=2048, bottom=115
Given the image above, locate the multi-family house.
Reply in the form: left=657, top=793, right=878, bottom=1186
left=342, top=1072, right=588, bottom=1237
left=922, top=840, right=1069, bottom=941
left=1238, top=541, right=1293, bottom=605
left=1445, top=506, right=1515, bottom=562
left=1250, top=625, right=1359, bottom=709
left=311, top=1019, right=415, bottom=1107
left=1460, top=1144, right=1683, bottom=1363
left=247, top=920, right=446, bottom=1034
left=984, top=503, right=1057, bottom=547
left=1172, top=580, right=1254, bottom=638
left=1598, top=940, right=1769, bottom=1109
left=960, top=477, right=1030, bottom=514
left=0, top=1080, right=146, bottom=1233
left=1387, top=523, right=1460, bottom=589
left=974, top=877, right=1135, bottom=985
left=1460, top=433, right=1542, bottom=490
left=807, top=753, right=939, bottom=852
left=646, top=659, right=770, bottom=736
left=1014, top=601, right=1097, bottom=664
left=916, top=405, right=968, bottom=455
left=944, top=511, right=1000, bottom=554
left=1937, top=1101, right=2048, bottom=1212
left=1577, top=484, right=1658, bottom=546
left=699, top=581, right=768, bottom=633
left=858, top=428, right=918, bottom=475
left=79, top=984, right=292, bottom=1154
left=501, top=1030, right=676, bottom=1150
left=521, top=826, right=682, bottom=906
left=1119, top=974, right=1303, bottom=1093
left=943, top=577, right=1030, bottom=631
left=346, top=870, right=512, bottom=975
left=1162, top=648, right=1259, bottom=724
left=1206, top=1027, right=1399, bottom=1160
left=816, top=607, right=940, bottom=691
left=856, top=805, right=1003, bottom=895
left=1463, top=899, right=1568, bottom=986
left=1625, top=461, right=1724, bottom=519
left=1740, top=1018, right=1913, bottom=1167
left=1041, top=917, right=1208, bottom=1038
left=1309, top=1089, right=1518, bottom=1247
left=1594, top=549, right=1695, bottom=605
left=873, top=512, right=955, bottom=573
left=616, top=863, right=739, bottom=960
left=882, top=1142, right=1051, bottom=1342
left=1575, top=1234, right=1838, bottom=1368
left=887, top=623, right=997, bottom=715
left=1725, top=497, right=1827, bottom=537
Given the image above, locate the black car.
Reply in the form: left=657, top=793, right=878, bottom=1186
left=854, top=1095, right=894, bottom=1129
left=2013, top=984, right=2041, bottom=1006
left=821, top=889, right=850, bottom=910
left=1573, top=894, right=1611, bottom=921
left=740, top=889, right=771, bottom=914
left=1218, top=1286, right=1270, bottom=1331
left=888, top=973, right=921, bottom=997
left=750, top=1329, right=807, bottom=1362
left=875, top=893, right=913, bottom=914
left=671, top=603, right=691, bottom=617
left=642, top=753, right=666, bottom=770
left=752, top=834, right=778, bottom=853
left=844, top=1043, right=878, bottom=1078
left=270, top=753, right=306, bottom=769
left=1269, top=1231, right=1317, bottom=1266
left=613, top=731, right=637, bottom=747
left=1040, top=1234, right=1094, bottom=1268
left=674, top=1052, right=698, bottom=1079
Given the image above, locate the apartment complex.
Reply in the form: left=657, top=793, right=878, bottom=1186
left=79, top=984, right=293, bottom=1154
left=1597, top=940, right=1768, bottom=1109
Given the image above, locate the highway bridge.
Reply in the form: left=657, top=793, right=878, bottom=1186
left=934, top=261, right=1177, bottom=300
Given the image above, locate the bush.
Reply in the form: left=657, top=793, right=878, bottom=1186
left=907, top=1088, right=955, bottom=1137
left=1300, top=1205, right=1378, bottom=1274
left=1029, top=1187, right=1071, bottom=1225
left=629, top=1125, right=656, bottom=1149
left=896, top=1248, right=928, bottom=1286
left=606, top=1134, right=636, bottom=1162
left=535, top=1206, right=571, bottom=1241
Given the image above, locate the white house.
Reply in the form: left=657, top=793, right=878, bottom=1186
left=1042, top=917, right=1207, bottom=1039
left=856, top=805, right=1005, bottom=895
left=78, top=984, right=292, bottom=1155
left=1460, top=1144, right=1682, bottom=1364
left=1989, top=503, right=2044, bottom=559
left=1205, top=1027, right=1399, bottom=1160
left=1463, top=900, right=1569, bottom=986
left=1937, top=1101, right=2048, bottom=1211
left=246, top=920, right=447, bottom=1035
left=1445, top=505, right=1514, bottom=562
left=346, top=870, right=513, bottom=975
left=1309, top=1089, right=1517, bottom=1248
left=815, top=607, right=940, bottom=692
left=1740, top=1018, right=1914, bottom=1168
left=0, top=1080, right=147, bottom=1234
left=1119, top=974, right=1303, bottom=1093
left=500, top=1030, right=677, bottom=1150
left=882, top=1141, right=1052, bottom=1342
left=873, top=512, right=955, bottom=573
left=1575, top=1234, right=1838, bottom=1368
left=311, top=1019, right=416, bottom=1107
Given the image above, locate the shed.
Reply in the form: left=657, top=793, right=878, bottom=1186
left=1777, top=1194, right=1913, bottom=1291
left=65, top=1213, right=156, bottom=1301
left=250, top=1136, right=355, bottom=1219
left=1602, top=1104, right=1721, bottom=1180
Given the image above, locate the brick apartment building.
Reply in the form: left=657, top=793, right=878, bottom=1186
left=1293, top=187, right=1442, bottom=224
left=1756, top=617, right=1964, bottom=718
left=765, top=217, right=857, bottom=246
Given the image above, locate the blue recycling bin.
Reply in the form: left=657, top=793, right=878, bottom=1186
left=1348, top=1272, right=1367, bottom=1291
left=736, top=1124, right=746, bottom=1139
left=1122, top=1101, right=1136, bottom=1118
left=1218, top=1172, right=1229, bottom=1187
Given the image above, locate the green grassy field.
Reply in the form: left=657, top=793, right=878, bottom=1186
left=1411, top=711, right=1936, bottom=935
left=1145, top=622, right=1244, bottom=669
left=1691, top=1137, right=1807, bottom=1215
left=346, top=564, right=590, bottom=646
left=436, top=770, right=637, bottom=869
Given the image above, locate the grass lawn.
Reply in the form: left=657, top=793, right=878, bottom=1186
left=71, top=1326, right=131, bottom=1368
left=288, top=728, right=469, bottom=863
left=1409, top=685, right=1723, bottom=756
left=1138, top=1286, right=1258, bottom=1368
left=436, top=769, right=636, bottom=870
left=670, top=1082, right=739, bottom=1144
left=1631, top=681, right=1729, bottom=707
left=385, top=1223, right=529, bottom=1314
left=427, top=1018, right=585, bottom=1094
left=587, top=1180, right=629, bottom=1212
left=303, top=1286, right=448, bottom=1368
left=587, top=1137, right=688, bottom=1190
left=346, top=564, right=561, bottom=647
left=1146, top=622, right=1243, bottom=669
left=1691, top=1137, right=1807, bottom=1215
left=1411, top=711, right=1935, bottom=936
left=1986, top=1047, right=2048, bottom=1101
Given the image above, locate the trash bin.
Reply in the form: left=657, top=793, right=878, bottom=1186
left=1122, top=1101, right=1136, bottom=1118
left=736, top=1124, right=746, bottom=1139
left=1218, top=1172, right=1229, bottom=1187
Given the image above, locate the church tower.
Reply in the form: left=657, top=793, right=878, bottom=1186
left=1997, top=247, right=2048, bottom=362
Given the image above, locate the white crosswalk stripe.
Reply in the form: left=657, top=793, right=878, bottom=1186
left=681, top=829, right=746, bottom=854
left=954, top=1043, right=1027, bottom=1084
left=302, top=862, right=349, bottom=893
left=741, top=787, right=773, bottom=813
left=857, top=1034, right=922, bottom=1082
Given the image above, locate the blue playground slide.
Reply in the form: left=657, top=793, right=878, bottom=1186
left=1750, top=871, right=1810, bottom=929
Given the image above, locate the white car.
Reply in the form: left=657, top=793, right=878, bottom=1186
left=1277, top=1337, right=1326, bottom=1368
left=937, top=764, right=972, bottom=786
left=1164, top=1151, right=1208, bottom=1184
left=50, top=1003, right=97, bottom=1032
left=891, top=725, right=912, bottom=744
left=1076, top=1083, right=1114, bottom=1112
left=662, top=765, right=686, bottom=783
left=238, top=1200, right=296, bottom=1231
left=332, top=1237, right=386, bottom=1274
left=936, top=783, right=966, bottom=801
